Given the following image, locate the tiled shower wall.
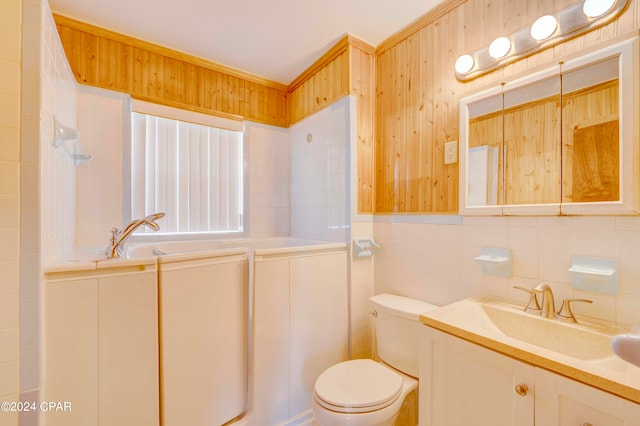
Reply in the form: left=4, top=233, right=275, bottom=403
left=0, top=0, right=22, bottom=424
left=245, top=122, right=290, bottom=238
left=19, top=1, right=40, bottom=422
left=17, top=2, right=79, bottom=425
left=289, top=96, right=350, bottom=243
left=374, top=216, right=640, bottom=329
left=75, top=86, right=127, bottom=246
left=39, top=3, right=78, bottom=264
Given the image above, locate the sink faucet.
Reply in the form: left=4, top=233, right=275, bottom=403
left=106, top=212, right=165, bottom=258
left=533, top=283, right=556, bottom=319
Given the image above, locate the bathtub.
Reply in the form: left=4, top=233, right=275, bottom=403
left=126, top=236, right=336, bottom=258
left=125, top=237, right=349, bottom=426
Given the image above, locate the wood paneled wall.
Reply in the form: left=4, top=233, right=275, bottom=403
left=54, top=16, right=376, bottom=213
left=54, top=14, right=289, bottom=127
left=374, top=0, right=639, bottom=213
left=350, top=44, right=376, bottom=213
left=288, top=38, right=350, bottom=124
left=288, top=35, right=375, bottom=213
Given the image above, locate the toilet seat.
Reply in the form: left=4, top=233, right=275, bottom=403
left=313, top=359, right=403, bottom=413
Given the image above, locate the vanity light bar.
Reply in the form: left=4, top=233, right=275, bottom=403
left=454, top=0, right=628, bottom=81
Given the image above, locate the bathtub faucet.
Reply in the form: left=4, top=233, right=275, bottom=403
left=106, top=212, right=166, bottom=258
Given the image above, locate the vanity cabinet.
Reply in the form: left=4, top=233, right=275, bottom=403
left=419, top=326, right=640, bottom=426
left=419, top=326, right=534, bottom=426
left=535, top=368, right=640, bottom=426
left=43, top=261, right=159, bottom=426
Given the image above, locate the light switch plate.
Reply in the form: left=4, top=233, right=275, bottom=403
left=444, top=141, right=458, bottom=164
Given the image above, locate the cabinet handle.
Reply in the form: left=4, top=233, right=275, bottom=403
left=581, top=423, right=593, bottom=426
left=515, top=383, right=528, bottom=396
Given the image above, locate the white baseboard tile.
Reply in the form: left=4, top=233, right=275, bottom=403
left=276, top=409, right=314, bottom=426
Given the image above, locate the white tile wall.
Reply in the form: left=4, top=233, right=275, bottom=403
left=0, top=0, right=21, bottom=424
left=13, top=2, right=79, bottom=423
left=39, top=2, right=77, bottom=263
left=374, top=215, right=640, bottom=328
left=245, top=122, right=290, bottom=238
left=350, top=221, right=374, bottom=359
left=18, top=0, right=41, bottom=419
left=75, top=85, right=127, bottom=246
left=289, top=96, right=350, bottom=242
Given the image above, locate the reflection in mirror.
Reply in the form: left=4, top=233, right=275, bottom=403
left=503, top=76, right=561, bottom=205
left=561, top=57, right=619, bottom=203
left=467, top=93, right=503, bottom=207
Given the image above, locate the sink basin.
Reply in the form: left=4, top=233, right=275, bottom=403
left=612, top=334, right=640, bottom=367
left=423, top=297, right=617, bottom=362
left=481, top=303, right=614, bottom=360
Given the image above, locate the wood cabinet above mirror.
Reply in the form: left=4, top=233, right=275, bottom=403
left=459, top=37, right=639, bottom=216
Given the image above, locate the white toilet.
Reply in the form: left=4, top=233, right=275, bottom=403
left=312, top=293, right=438, bottom=426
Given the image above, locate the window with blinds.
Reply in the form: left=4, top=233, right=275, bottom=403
left=129, top=107, right=244, bottom=234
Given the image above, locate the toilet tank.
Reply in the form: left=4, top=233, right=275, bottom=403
left=370, top=294, right=438, bottom=378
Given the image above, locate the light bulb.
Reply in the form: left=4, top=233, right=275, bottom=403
left=455, top=54, right=474, bottom=74
left=530, top=15, right=558, bottom=40
left=489, top=37, right=511, bottom=59
left=582, top=0, right=616, bottom=18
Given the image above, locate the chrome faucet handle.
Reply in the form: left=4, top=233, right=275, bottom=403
left=513, top=286, right=542, bottom=315
left=557, top=298, right=593, bottom=323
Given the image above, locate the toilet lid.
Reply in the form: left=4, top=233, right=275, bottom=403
left=314, top=359, right=402, bottom=412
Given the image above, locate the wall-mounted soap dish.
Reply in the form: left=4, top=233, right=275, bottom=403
left=52, top=115, right=92, bottom=166
left=569, top=255, right=619, bottom=295
left=53, top=116, right=79, bottom=147
left=474, top=247, right=511, bottom=277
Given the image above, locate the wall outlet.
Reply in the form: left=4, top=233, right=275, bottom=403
left=444, top=141, right=458, bottom=164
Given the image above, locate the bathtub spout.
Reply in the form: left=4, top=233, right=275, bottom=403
left=106, top=212, right=165, bottom=258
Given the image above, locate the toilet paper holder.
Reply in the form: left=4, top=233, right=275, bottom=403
left=353, top=239, right=381, bottom=258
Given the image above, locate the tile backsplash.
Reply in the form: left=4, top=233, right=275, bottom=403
left=374, top=215, right=640, bottom=329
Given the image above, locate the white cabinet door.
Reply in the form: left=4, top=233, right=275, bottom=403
left=420, top=327, right=534, bottom=426
left=99, top=271, right=158, bottom=426
left=535, top=367, right=640, bottom=426
left=160, top=255, right=248, bottom=426
left=253, top=258, right=291, bottom=424
left=44, top=266, right=159, bottom=426
left=252, top=249, right=349, bottom=423
left=44, top=279, right=98, bottom=426
left=289, top=252, right=349, bottom=416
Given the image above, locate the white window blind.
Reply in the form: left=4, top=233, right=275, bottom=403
left=130, top=111, right=243, bottom=234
